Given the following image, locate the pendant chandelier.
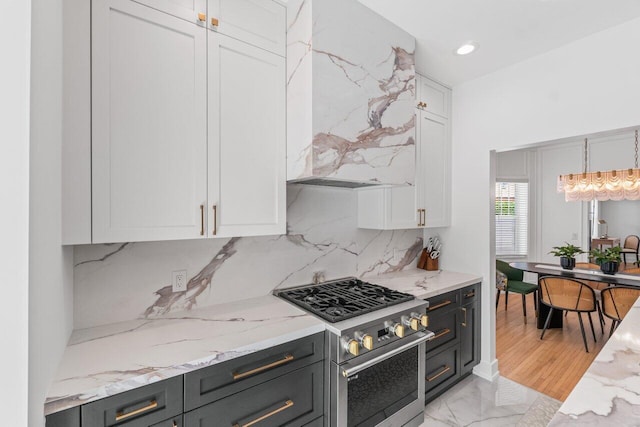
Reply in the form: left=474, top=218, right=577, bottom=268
left=557, top=131, right=640, bottom=202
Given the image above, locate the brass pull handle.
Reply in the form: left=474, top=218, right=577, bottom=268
left=417, top=209, right=421, bottom=227
left=465, top=291, right=475, bottom=299
left=197, top=12, right=206, bottom=21
left=432, top=328, right=451, bottom=340
left=211, top=17, right=219, bottom=26
left=115, top=400, right=158, bottom=422
left=461, top=307, right=467, bottom=327
left=428, top=300, right=452, bottom=311
left=232, top=354, right=294, bottom=380
left=212, top=205, right=217, bottom=236
left=421, top=209, right=426, bottom=226
left=426, top=365, right=451, bottom=382
left=417, top=101, right=427, bottom=109
left=200, top=204, right=204, bottom=236
left=233, top=400, right=294, bottom=427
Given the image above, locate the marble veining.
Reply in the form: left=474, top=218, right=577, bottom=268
left=45, top=295, right=325, bottom=415
left=549, top=298, right=640, bottom=425
left=74, top=185, right=423, bottom=329
left=367, top=268, right=483, bottom=299
left=287, top=0, right=416, bottom=184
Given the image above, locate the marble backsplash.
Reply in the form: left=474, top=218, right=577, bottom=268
left=74, top=185, right=422, bottom=329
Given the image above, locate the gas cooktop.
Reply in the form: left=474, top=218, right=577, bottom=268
left=277, top=278, right=415, bottom=323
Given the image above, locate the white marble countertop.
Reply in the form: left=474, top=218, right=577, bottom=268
left=549, top=297, right=640, bottom=425
left=44, top=295, right=325, bottom=416
left=366, top=268, right=483, bottom=299
left=45, top=269, right=480, bottom=416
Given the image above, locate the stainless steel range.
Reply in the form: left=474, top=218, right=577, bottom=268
left=277, top=278, right=434, bottom=427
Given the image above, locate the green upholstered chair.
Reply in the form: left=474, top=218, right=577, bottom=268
left=496, top=259, right=538, bottom=324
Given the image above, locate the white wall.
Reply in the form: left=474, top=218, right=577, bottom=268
left=29, top=0, right=74, bottom=425
left=441, top=16, right=640, bottom=380
left=0, top=0, right=31, bottom=423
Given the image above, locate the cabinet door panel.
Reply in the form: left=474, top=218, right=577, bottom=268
left=208, top=33, right=286, bottom=237
left=208, top=0, right=285, bottom=56
left=92, top=0, right=207, bottom=243
left=417, top=76, right=449, bottom=119
left=133, top=0, right=206, bottom=24
left=461, top=297, right=480, bottom=375
left=420, top=111, right=450, bottom=228
left=388, top=185, right=421, bottom=229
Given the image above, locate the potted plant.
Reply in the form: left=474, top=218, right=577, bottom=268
left=549, top=243, right=585, bottom=270
left=589, top=246, right=622, bottom=275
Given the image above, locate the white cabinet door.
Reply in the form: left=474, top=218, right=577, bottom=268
left=208, top=0, right=285, bottom=56
left=92, top=0, right=208, bottom=243
left=419, top=110, right=451, bottom=228
left=208, top=32, right=286, bottom=237
left=133, top=0, right=207, bottom=24
left=417, top=74, right=450, bottom=119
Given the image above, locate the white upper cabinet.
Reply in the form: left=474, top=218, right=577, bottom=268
left=133, top=0, right=207, bottom=24
left=92, top=0, right=208, bottom=243
left=357, top=74, right=451, bottom=230
left=208, top=0, right=286, bottom=56
left=64, top=0, right=286, bottom=244
left=208, top=32, right=286, bottom=237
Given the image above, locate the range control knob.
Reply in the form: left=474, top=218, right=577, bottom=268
left=360, top=334, right=374, bottom=350
left=411, top=312, right=428, bottom=328
left=389, top=323, right=405, bottom=338
left=344, top=339, right=360, bottom=356
left=402, top=315, right=421, bottom=331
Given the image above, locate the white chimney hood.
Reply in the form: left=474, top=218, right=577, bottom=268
left=287, top=0, right=416, bottom=188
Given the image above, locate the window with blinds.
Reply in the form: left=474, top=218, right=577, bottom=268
left=496, top=182, right=528, bottom=257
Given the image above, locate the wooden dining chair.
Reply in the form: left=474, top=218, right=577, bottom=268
left=622, top=267, right=640, bottom=274
left=574, top=262, right=609, bottom=333
left=538, top=276, right=598, bottom=353
left=621, top=235, right=640, bottom=264
left=600, top=286, right=640, bottom=336
left=496, top=260, right=538, bottom=324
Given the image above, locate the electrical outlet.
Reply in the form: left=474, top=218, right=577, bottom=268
left=172, top=270, right=187, bottom=292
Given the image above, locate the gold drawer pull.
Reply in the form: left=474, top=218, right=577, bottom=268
left=115, top=400, right=158, bottom=421
left=211, top=17, right=219, bottom=27
left=428, top=300, right=452, bottom=311
left=464, top=291, right=476, bottom=299
left=461, top=307, right=467, bottom=327
left=212, top=205, right=217, bottom=236
left=233, top=400, right=294, bottom=427
left=426, top=365, right=451, bottom=382
left=197, top=12, right=206, bottom=22
left=200, top=204, right=204, bottom=236
left=232, top=354, right=294, bottom=380
left=432, top=328, right=451, bottom=340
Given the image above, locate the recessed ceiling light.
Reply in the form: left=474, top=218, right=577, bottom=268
left=455, top=42, right=478, bottom=56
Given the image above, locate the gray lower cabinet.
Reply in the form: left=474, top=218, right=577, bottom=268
left=184, top=362, right=324, bottom=427
left=46, top=407, right=80, bottom=427
left=424, top=283, right=481, bottom=403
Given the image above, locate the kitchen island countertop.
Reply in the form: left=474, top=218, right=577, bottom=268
left=548, top=296, right=640, bottom=425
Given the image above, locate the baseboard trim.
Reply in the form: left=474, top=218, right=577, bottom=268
left=472, top=358, right=499, bottom=381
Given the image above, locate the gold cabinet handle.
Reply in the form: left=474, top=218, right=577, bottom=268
left=464, top=291, right=476, bottom=299
left=461, top=307, right=467, bottom=327
left=417, top=209, right=421, bottom=227
left=233, top=400, right=294, bottom=427
left=200, top=204, right=205, bottom=236
left=197, top=12, right=206, bottom=21
left=211, top=17, right=219, bottom=27
left=232, top=354, right=294, bottom=380
left=426, top=365, right=451, bottom=382
left=421, top=209, right=426, bottom=226
left=428, top=300, right=452, bottom=311
left=212, top=205, right=217, bottom=236
left=115, top=400, right=158, bottom=422
left=432, top=328, right=451, bottom=340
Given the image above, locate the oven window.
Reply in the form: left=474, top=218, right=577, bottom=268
left=347, top=347, right=418, bottom=427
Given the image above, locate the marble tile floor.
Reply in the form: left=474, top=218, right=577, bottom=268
left=420, top=375, right=562, bottom=427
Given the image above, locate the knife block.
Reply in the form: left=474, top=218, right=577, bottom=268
left=425, top=257, right=439, bottom=271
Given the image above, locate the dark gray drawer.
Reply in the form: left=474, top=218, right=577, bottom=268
left=425, top=309, right=458, bottom=354
left=425, top=345, right=458, bottom=396
left=185, top=332, right=324, bottom=411
left=184, top=362, right=324, bottom=427
left=150, top=415, right=182, bottom=427
left=46, top=407, right=80, bottom=427
left=81, top=376, right=183, bottom=427
left=460, top=284, right=479, bottom=304
left=425, top=290, right=458, bottom=316
left=302, top=416, right=324, bottom=427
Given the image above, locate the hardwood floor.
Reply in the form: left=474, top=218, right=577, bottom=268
left=496, top=292, right=608, bottom=401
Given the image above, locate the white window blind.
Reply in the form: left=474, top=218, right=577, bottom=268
left=496, top=182, right=528, bottom=257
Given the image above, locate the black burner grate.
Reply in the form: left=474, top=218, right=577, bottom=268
left=277, top=278, right=415, bottom=323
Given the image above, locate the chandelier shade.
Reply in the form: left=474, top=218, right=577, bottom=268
left=557, top=131, right=640, bottom=202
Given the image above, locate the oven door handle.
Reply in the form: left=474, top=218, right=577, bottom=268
left=341, top=330, right=435, bottom=378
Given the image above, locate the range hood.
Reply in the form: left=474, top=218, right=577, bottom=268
left=286, top=0, right=416, bottom=188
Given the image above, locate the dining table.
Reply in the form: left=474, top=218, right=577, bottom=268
left=508, top=262, right=640, bottom=329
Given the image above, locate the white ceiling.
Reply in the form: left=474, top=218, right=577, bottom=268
left=359, top=0, right=640, bottom=86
